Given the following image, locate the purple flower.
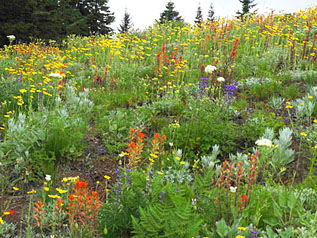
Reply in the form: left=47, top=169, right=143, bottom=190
left=224, top=84, right=237, bottom=96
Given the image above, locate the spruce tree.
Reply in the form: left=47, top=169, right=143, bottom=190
left=118, top=9, right=133, bottom=33
left=207, top=2, right=215, bottom=22
left=194, top=4, right=203, bottom=26
left=77, top=0, right=115, bottom=35
left=236, top=0, right=257, bottom=20
left=159, top=1, right=182, bottom=24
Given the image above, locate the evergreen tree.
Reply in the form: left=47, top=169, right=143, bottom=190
left=118, top=9, right=133, bottom=33
left=158, top=1, right=182, bottom=24
left=207, top=2, right=215, bottom=22
left=236, top=0, right=257, bottom=20
left=194, top=4, right=203, bottom=26
left=77, top=0, right=115, bottom=35
left=0, top=0, right=36, bottom=46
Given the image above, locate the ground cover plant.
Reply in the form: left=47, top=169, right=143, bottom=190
left=0, top=6, right=317, bottom=238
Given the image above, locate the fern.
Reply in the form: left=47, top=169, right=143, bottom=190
left=132, top=197, right=202, bottom=238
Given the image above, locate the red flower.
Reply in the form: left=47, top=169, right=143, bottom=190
left=7, top=209, right=15, bottom=216
left=82, top=88, right=85, bottom=92
left=231, top=51, right=236, bottom=57
left=137, top=132, right=145, bottom=139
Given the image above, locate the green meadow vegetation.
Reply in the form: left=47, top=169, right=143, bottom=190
left=0, top=6, right=317, bottom=238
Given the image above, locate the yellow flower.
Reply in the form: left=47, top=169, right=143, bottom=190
left=0, top=126, right=4, bottom=130
left=44, top=187, right=50, bottom=191
left=0, top=217, right=3, bottom=224
left=237, top=227, right=247, bottom=231
left=175, top=157, right=181, bottom=161
left=285, top=105, right=293, bottom=109
left=308, top=96, right=313, bottom=99
left=149, top=158, right=155, bottom=163
left=104, top=175, right=111, bottom=180
left=4, top=115, right=10, bottom=118
left=150, top=153, right=158, bottom=158
left=13, top=187, right=19, bottom=191
left=97, top=181, right=100, bottom=184
left=313, top=119, right=317, bottom=123
left=157, top=171, right=163, bottom=175
left=48, top=194, right=60, bottom=199
left=300, top=132, right=307, bottom=137
left=285, top=101, right=291, bottom=104
left=19, top=89, right=27, bottom=94
left=236, top=236, right=245, bottom=238
left=180, top=161, right=185, bottom=165
left=27, top=189, right=37, bottom=194
left=3, top=212, right=10, bottom=215
left=56, top=188, right=67, bottom=194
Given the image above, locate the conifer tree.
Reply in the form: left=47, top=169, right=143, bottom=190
left=158, top=1, right=182, bottom=24
left=118, top=9, right=133, bottom=33
left=207, top=2, right=215, bottom=22
left=236, top=0, right=257, bottom=20
left=78, top=0, right=115, bottom=35
left=194, top=4, right=203, bottom=26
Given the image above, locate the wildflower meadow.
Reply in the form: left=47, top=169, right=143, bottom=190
left=0, top=6, right=317, bottom=238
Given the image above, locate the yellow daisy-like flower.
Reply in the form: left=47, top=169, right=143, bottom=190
left=308, top=96, right=313, bottom=99
left=175, top=157, right=181, bottom=161
left=27, top=189, right=37, bottom=194
left=150, top=153, right=158, bottom=158
left=56, top=188, right=67, bottom=194
left=44, top=187, right=50, bottom=191
left=300, top=132, right=307, bottom=137
left=3, top=212, right=10, bottom=215
left=19, top=89, right=27, bottom=94
left=237, top=227, right=247, bottom=231
left=157, top=171, right=163, bottom=175
left=285, top=105, right=293, bottom=109
left=236, top=236, right=245, bottom=238
left=180, top=161, right=185, bottom=165
left=13, top=187, right=19, bottom=191
left=0, top=217, right=4, bottom=224
left=149, top=158, right=155, bottom=163
left=104, top=175, right=111, bottom=180
left=48, top=194, right=60, bottom=199
left=313, top=119, right=317, bottom=123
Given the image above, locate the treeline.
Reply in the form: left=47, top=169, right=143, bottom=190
left=0, top=0, right=114, bottom=46
left=0, top=0, right=257, bottom=47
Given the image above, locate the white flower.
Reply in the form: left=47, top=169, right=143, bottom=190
left=7, top=35, right=15, bottom=41
left=169, top=142, right=174, bottom=147
left=0, top=162, right=2, bottom=166
left=205, top=65, right=217, bottom=74
left=49, top=73, right=63, bottom=79
left=255, top=138, right=272, bottom=147
left=217, top=77, right=225, bottom=82
left=45, top=174, right=51, bottom=182
left=230, top=186, right=237, bottom=193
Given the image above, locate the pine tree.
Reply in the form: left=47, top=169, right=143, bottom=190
left=77, top=0, right=115, bottom=35
left=158, top=1, right=182, bottom=24
left=118, top=9, right=133, bottom=33
left=236, top=0, right=257, bottom=20
left=194, top=4, right=203, bottom=26
left=207, top=2, right=215, bottom=22
left=0, top=0, right=36, bottom=46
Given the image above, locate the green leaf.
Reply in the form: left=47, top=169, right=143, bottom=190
left=216, top=218, right=228, bottom=238
left=287, top=191, right=296, bottom=210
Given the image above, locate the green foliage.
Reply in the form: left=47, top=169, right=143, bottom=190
left=194, top=5, right=203, bottom=26
left=158, top=1, right=183, bottom=24
left=236, top=0, right=257, bottom=20
left=118, top=9, right=134, bottom=34
left=132, top=197, right=202, bottom=238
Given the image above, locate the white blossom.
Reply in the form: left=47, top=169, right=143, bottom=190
left=7, top=35, right=15, bottom=41
left=205, top=65, right=217, bottom=74
left=255, top=138, right=272, bottom=147
left=49, top=73, right=63, bottom=79
left=45, top=174, right=52, bottom=182
left=217, top=77, right=225, bottom=82
left=230, top=186, right=237, bottom=193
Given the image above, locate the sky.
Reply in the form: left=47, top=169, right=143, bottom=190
left=108, top=0, right=316, bottom=31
